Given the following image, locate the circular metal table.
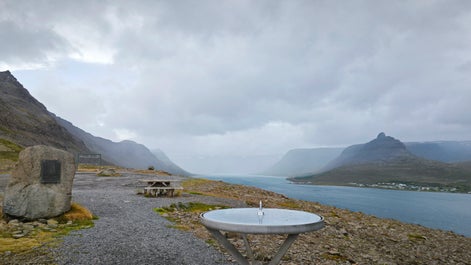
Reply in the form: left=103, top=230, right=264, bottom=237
left=201, top=208, right=324, bottom=265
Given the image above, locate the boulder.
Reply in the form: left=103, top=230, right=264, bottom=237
left=2, top=145, right=76, bottom=220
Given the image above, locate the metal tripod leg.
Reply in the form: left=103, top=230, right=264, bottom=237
left=268, top=234, right=299, bottom=265
left=206, top=228, right=250, bottom=265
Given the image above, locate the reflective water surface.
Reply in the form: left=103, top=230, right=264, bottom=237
left=201, top=174, right=471, bottom=237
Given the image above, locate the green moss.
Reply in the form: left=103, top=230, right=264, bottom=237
left=0, top=138, right=23, bottom=161
left=0, top=138, right=23, bottom=152
left=408, top=233, right=427, bottom=241
left=154, top=203, right=230, bottom=231
left=188, top=191, right=204, bottom=195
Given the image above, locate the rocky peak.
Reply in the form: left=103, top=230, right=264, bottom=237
left=363, top=132, right=408, bottom=153
left=0, top=70, right=16, bottom=81
left=0, top=70, right=43, bottom=107
left=322, top=133, right=414, bottom=170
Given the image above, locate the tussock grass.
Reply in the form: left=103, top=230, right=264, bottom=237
left=60, top=202, right=94, bottom=222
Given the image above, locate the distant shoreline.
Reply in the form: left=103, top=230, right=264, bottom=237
left=289, top=179, right=471, bottom=194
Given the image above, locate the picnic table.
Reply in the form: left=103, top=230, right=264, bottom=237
left=139, top=179, right=183, bottom=197
left=200, top=205, right=324, bottom=265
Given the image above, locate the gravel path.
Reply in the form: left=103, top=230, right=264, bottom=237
left=53, top=173, right=237, bottom=265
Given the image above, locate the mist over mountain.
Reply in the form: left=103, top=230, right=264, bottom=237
left=264, top=132, right=471, bottom=177
left=291, top=133, right=471, bottom=192
left=170, top=153, right=280, bottom=175
left=57, top=116, right=188, bottom=175
left=406, top=141, right=471, bottom=163
left=0, top=70, right=188, bottom=175
left=322, top=132, right=415, bottom=171
left=261, top=148, right=343, bottom=176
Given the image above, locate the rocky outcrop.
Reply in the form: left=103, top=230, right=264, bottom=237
left=2, top=146, right=75, bottom=220
left=323, top=132, right=414, bottom=171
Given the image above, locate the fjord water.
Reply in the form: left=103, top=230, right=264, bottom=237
left=201, top=174, right=471, bottom=237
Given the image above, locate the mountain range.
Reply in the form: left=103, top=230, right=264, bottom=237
left=0, top=70, right=188, bottom=175
left=264, top=134, right=471, bottom=177
left=287, top=133, right=471, bottom=192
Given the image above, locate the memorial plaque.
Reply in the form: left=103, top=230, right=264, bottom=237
left=40, top=160, right=61, bottom=184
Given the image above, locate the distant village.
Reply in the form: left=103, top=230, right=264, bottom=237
left=349, top=182, right=471, bottom=193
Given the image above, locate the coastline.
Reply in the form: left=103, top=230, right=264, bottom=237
left=290, top=180, right=471, bottom=194
left=1, top=172, right=470, bottom=264
left=173, top=177, right=471, bottom=264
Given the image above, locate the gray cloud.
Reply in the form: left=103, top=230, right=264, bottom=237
left=3, top=1, right=471, bottom=170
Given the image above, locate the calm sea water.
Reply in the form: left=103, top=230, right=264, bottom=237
left=200, top=174, right=471, bottom=237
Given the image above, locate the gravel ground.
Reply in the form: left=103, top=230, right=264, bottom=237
left=50, top=173, right=237, bottom=265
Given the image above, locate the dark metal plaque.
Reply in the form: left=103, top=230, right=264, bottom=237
left=40, top=160, right=61, bottom=184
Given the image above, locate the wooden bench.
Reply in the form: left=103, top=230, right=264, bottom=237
left=140, top=179, right=183, bottom=197
left=143, top=186, right=183, bottom=197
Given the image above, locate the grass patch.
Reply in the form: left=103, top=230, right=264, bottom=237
left=182, top=178, right=213, bottom=189
left=0, top=202, right=96, bottom=255
left=408, top=233, right=427, bottom=241
left=154, top=202, right=230, bottom=231
left=188, top=191, right=204, bottom=195
left=0, top=138, right=23, bottom=160
left=0, top=230, right=55, bottom=253
left=0, top=138, right=23, bottom=173
left=276, top=199, right=301, bottom=209
left=58, top=202, right=96, bottom=222
left=155, top=202, right=229, bottom=215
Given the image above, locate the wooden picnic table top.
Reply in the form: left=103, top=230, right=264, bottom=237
left=139, top=179, right=181, bottom=183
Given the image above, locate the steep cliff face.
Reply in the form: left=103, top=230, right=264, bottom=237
left=0, top=70, right=89, bottom=153
left=0, top=70, right=188, bottom=175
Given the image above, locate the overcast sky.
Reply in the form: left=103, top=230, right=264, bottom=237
left=2, top=1, right=471, bottom=168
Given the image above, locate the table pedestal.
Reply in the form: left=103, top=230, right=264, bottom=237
left=201, top=208, right=324, bottom=265
left=206, top=227, right=299, bottom=265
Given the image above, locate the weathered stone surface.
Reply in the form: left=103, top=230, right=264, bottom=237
left=2, top=145, right=75, bottom=220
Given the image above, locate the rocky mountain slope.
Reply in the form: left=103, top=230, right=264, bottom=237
left=0, top=70, right=188, bottom=175
left=291, top=133, right=471, bottom=192
left=0, top=71, right=89, bottom=154
left=321, top=132, right=415, bottom=171
left=266, top=133, right=471, bottom=177
left=407, top=140, right=471, bottom=162
left=56, top=117, right=188, bottom=175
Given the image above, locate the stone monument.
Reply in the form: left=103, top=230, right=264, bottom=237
left=2, top=145, right=76, bottom=220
